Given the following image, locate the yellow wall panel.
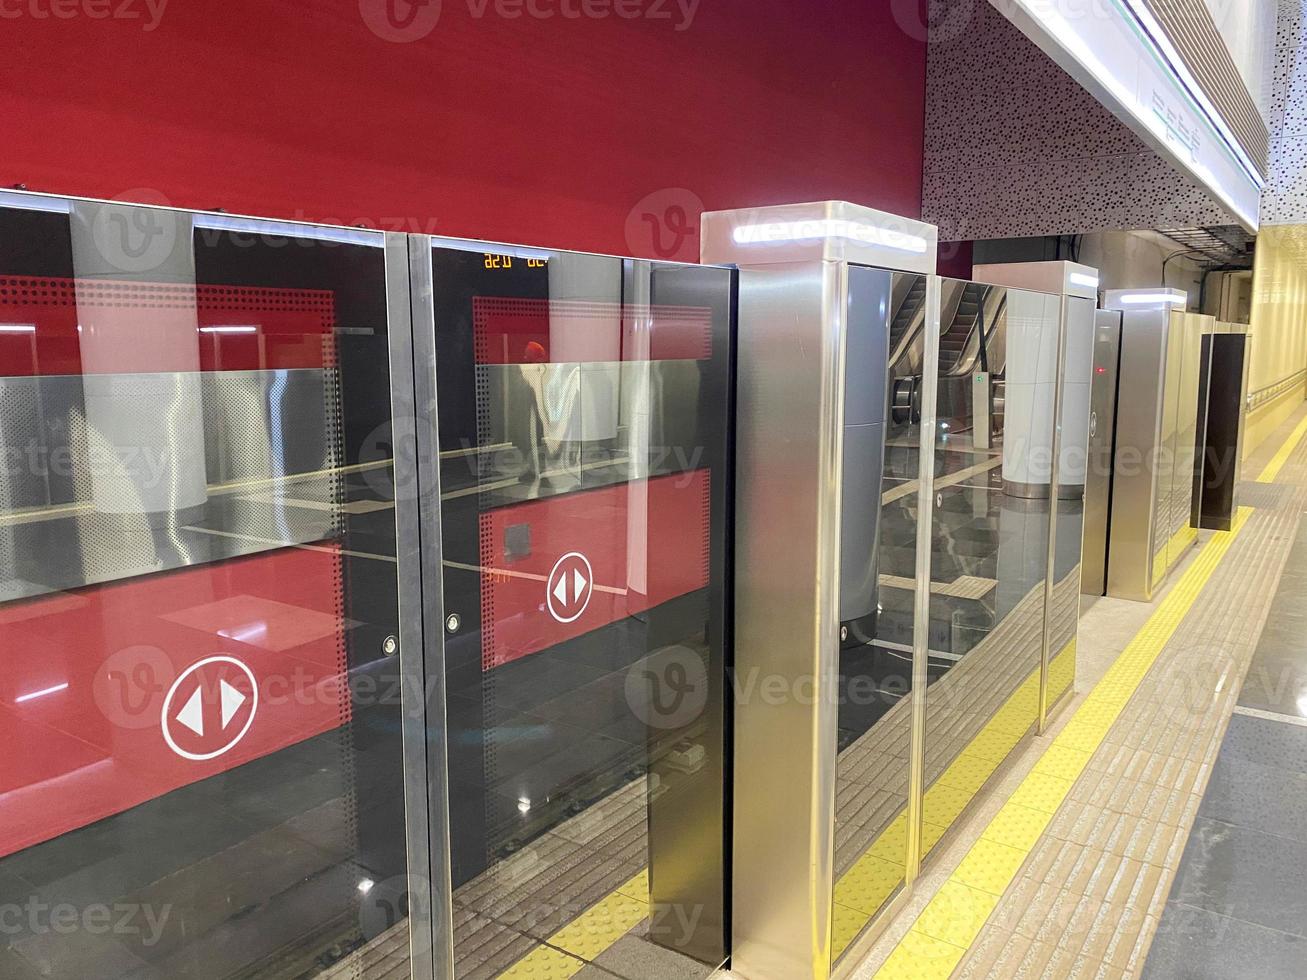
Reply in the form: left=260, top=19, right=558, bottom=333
left=1246, top=225, right=1307, bottom=457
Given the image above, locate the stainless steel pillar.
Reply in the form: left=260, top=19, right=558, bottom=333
left=1102, top=289, right=1204, bottom=601
left=701, top=201, right=938, bottom=980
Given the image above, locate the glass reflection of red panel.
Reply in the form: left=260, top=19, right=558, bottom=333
left=0, top=545, right=347, bottom=858
left=472, top=297, right=712, bottom=365
left=0, top=276, right=335, bottom=376
left=478, top=470, right=710, bottom=669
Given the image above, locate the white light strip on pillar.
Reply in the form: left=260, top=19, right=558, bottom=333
left=1117, top=292, right=1187, bottom=305
left=731, top=218, right=930, bottom=254
left=1068, top=272, right=1100, bottom=289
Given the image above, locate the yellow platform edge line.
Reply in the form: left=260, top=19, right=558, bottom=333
left=873, top=508, right=1252, bottom=979
left=1257, top=415, right=1307, bottom=483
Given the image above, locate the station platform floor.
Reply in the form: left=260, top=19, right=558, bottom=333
left=830, top=402, right=1307, bottom=980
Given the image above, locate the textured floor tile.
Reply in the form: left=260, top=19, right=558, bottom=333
left=589, top=935, right=714, bottom=980
left=1168, top=816, right=1307, bottom=938
left=1219, top=712, right=1307, bottom=773
left=0, top=948, right=45, bottom=980
left=1142, top=903, right=1307, bottom=979
left=1236, top=653, right=1307, bottom=716
left=1197, top=756, right=1307, bottom=845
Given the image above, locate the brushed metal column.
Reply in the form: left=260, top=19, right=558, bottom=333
left=731, top=261, right=846, bottom=980
left=706, top=200, right=939, bottom=980
left=389, top=234, right=454, bottom=980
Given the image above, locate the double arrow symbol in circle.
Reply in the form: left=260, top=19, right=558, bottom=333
left=546, top=552, right=594, bottom=624
left=161, top=656, right=259, bottom=762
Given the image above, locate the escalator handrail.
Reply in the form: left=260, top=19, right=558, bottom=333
left=944, top=289, right=1007, bottom=377
left=888, top=278, right=967, bottom=372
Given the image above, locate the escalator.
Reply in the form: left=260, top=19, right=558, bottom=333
left=888, top=276, right=927, bottom=364
left=887, top=279, right=1004, bottom=377
left=888, top=279, right=1008, bottom=433
left=940, top=282, right=990, bottom=373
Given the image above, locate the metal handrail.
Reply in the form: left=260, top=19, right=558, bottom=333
left=1247, top=368, right=1307, bottom=410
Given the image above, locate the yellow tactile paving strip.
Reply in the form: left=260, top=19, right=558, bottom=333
left=829, top=572, right=1080, bottom=955
left=498, top=870, right=650, bottom=977
left=959, top=486, right=1307, bottom=978
left=1257, top=414, right=1307, bottom=482
left=839, top=564, right=1083, bottom=926
left=870, top=507, right=1253, bottom=980
left=831, top=642, right=1076, bottom=960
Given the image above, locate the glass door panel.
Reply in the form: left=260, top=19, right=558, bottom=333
left=921, top=282, right=1057, bottom=853
left=1168, top=314, right=1202, bottom=571
left=0, top=196, right=409, bottom=978
left=831, top=267, right=926, bottom=965
left=1048, top=296, right=1096, bottom=707
left=426, top=244, right=733, bottom=978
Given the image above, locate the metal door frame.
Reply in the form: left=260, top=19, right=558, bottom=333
left=385, top=233, right=455, bottom=980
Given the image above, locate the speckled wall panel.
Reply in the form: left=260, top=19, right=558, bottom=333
left=1262, top=1, right=1307, bottom=223
left=923, top=0, right=1239, bottom=240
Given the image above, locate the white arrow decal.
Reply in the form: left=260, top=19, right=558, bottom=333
left=573, top=568, right=587, bottom=599
left=176, top=687, right=204, bottom=737
left=220, top=679, right=247, bottom=730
